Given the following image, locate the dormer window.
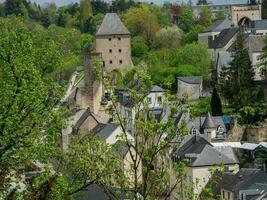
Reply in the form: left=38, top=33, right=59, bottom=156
left=217, top=125, right=224, bottom=134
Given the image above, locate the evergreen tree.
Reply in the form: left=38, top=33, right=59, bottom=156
left=262, top=0, right=267, bottom=19
left=218, top=30, right=259, bottom=110
left=210, top=87, right=223, bottom=116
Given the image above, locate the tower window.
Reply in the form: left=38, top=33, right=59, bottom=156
left=119, top=49, right=122, bottom=53
left=110, top=60, right=112, bottom=64
left=119, top=60, right=122, bottom=64
left=109, top=49, right=112, bottom=53
left=118, top=37, right=121, bottom=40
left=109, top=38, right=112, bottom=41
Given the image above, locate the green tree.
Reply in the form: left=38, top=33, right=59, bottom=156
left=178, top=5, right=195, bottom=33
left=171, top=43, right=212, bottom=81
left=123, top=6, right=160, bottom=47
left=80, top=0, right=92, bottom=32
left=198, top=6, right=213, bottom=27
left=0, top=17, right=65, bottom=198
left=263, top=0, right=267, bottom=19
left=153, top=26, right=183, bottom=49
left=218, top=31, right=260, bottom=109
left=183, top=24, right=205, bottom=43
left=215, top=10, right=225, bottom=20
left=4, top=0, right=28, bottom=17
left=132, top=42, right=149, bottom=57
left=210, top=88, right=223, bottom=116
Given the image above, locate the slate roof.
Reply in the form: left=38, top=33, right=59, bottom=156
left=95, top=123, right=118, bottom=140
left=220, top=169, right=267, bottom=199
left=113, top=141, right=129, bottom=158
left=74, top=184, right=129, bottom=200
left=177, top=76, right=203, bottom=84
left=76, top=108, right=103, bottom=129
left=212, top=27, right=239, bottom=49
left=187, top=115, right=226, bottom=131
left=173, top=135, right=238, bottom=167
left=240, top=142, right=267, bottom=151
left=201, top=112, right=216, bottom=129
left=96, top=13, right=130, bottom=36
left=217, top=50, right=233, bottom=69
left=150, top=85, right=164, bottom=93
left=203, top=19, right=234, bottom=33
left=248, top=20, right=267, bottom=30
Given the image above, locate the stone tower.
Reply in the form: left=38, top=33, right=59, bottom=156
left=81, top=53, right=103, bottom=114
left=96, top=13, right=133, bottom=73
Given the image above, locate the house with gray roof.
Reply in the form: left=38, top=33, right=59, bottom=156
left=198, top=19, right=235, bottom=48
left=217, top=168, right=267, bottom=200
left=96, top=13, right=133, bottom=72
left=177, top=76, right=203, bottom=100
left=186, top=112, right=229, bottom=141
left=173, top=134, right=239, bottom=199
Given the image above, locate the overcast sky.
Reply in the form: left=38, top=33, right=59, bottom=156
left=28, top=0, right=246, bottom=6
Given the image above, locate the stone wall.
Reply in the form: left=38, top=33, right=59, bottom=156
left=96, top=34, right=133, bottom=73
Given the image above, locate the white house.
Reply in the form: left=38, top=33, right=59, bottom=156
left=146, top=85, right=164, bottom=108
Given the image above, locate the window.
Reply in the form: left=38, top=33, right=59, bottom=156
left=109, top=60, right=112, bottom=64
left=109, top=38, right=112, bottom=41
left=109, top=49, right=112, bottom=53
left=119, top=60, right=123, bottom=64
left=148, top=97, right=152, bottom=103
left=118, top=37, right=121, bottom=40
left=192, top=128, right=197, bottom=135
left=228, top=192, right=230, bottom=199
left=158, top=96, right=162, bottom=103
left=118, top=49, right=122, bottom=53
left=222, top=190, right=225, bottom=199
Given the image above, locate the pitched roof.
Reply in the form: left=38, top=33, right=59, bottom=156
left=74, top=184, right=128, bottom=200
left=201, top=112, right=216, bottom=129
left=113, top=141, right=129, bottom=158
left=203, top=19, right=234, bottom=33
left=174, top=134, right=238, bottom=167
left=150, top=85, right=164, bottom=93
left=76, top=108, right=103, bottom=129
left=96, top=13, right=130, bottom=36
left=177, top=76, right=203, bottom=84
left=212, top=27, right=239, bottom=49
left=220, top=168, right=267, bottom=199
left=248, top=19, right=267, bottom=30
left=95, top=123, right=118, bottom=140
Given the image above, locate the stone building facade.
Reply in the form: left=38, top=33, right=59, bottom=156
left=177, top=76, right=203, bottom=100
left=96, top=13, right=133, bottom=73
left=230, top=4, right=262, bottom=25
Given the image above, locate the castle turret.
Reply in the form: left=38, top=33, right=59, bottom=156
left=201, top=112, right=216, bottom=142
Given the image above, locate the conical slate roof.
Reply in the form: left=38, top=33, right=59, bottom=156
left=96, top=13, right=130, bottom=36
left=201, top=112, right=216, bottom=129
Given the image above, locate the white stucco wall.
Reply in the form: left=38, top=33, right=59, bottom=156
left=147, top=91, right=164, bottom=108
